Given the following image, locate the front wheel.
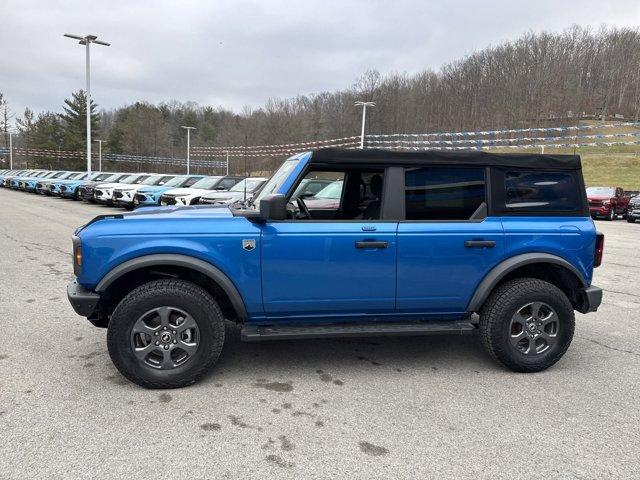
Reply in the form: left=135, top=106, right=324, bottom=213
left=479, top=278, right=575, bottom=372
left=628, top=216, right=636, bottom=223
left=107, top=279, right=225, bottom=388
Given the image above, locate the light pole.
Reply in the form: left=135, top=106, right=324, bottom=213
left=225, top=150, right=229, bottom=175
left=181, top=126, right=196, bottom=174
left=94, top=139, right=104, bottom=171
left=354, top=101, right=375, bottom=149
left=8, top=132, right=12, bottom=169
left=64, top=33, right=110, bottom=174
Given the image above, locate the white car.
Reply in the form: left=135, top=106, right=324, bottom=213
left=198, top=177, right=268, bottom=205
left=93, top=173, right=153, bottom=205
left=113, top=174, right=176, bottom=208
left=159, top=176, right=243, bottom=206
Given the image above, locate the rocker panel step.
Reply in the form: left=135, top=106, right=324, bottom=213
left=241, top=321, right=475, bottom=342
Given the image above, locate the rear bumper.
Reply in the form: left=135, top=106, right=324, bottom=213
left=67, top=280, right=100, bottom=318
left=576, top=285, right=603, bottom=313
left=589, top=206, right=611, bottom=217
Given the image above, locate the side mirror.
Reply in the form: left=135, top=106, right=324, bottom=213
left=259, top=194, right=287, bottom=221
left=216, top=186, right=226, bottom=190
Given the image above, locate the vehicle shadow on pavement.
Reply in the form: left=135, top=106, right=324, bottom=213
left=205, top=323, right=500, bottom=384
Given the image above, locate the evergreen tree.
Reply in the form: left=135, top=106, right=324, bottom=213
left=59, top=90, right=100, bottom=150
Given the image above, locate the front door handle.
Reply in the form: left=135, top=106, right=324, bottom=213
left=355, top=241, right=388, bottom=249
left=464, top=240, right=496, bottom=248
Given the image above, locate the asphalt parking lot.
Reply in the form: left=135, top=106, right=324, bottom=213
left=0, top=187, right=639, bottom=479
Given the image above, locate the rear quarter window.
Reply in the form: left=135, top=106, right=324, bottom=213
left=504, top=171, right=579, bottom=212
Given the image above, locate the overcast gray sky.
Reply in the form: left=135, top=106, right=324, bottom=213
left=1, top=0, right=639, bottom=119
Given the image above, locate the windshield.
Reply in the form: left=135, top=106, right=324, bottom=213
left=94, top=173, right=113, bottom=181
left=104, top=173, right=125, bottom=182
left=586, top=187, right=615, bottom=196
left=88, top=172, right=104, bottom=181
left=314, top=181, right=344, bottom=199
left=141, top=175, right=173, bottom=185
left=191, top=177, right=222, bottom=189
left=163, top=176, right=191, bottom=187
left=120, top=174, right=143, bottom=184
left=254, top=159, right=299, bottom=203
left=230, top=178, right=266, bottom=192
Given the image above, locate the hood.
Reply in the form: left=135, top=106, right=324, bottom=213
left=76, top=204, right=235, bottom=235
left=137, top=184, right=172, bottom=194
left=95, top=182, right=129, bottom=189
left=587, top=194, right=614, bottom=201
left=162, top=187, right=210, bottom=196
left=114, top=184, right=144, bottom=192
left=201, top=190, right=246, bottom=200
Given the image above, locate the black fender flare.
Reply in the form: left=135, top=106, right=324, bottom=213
left=466, top=253, right=588, bottom=313
left=95, top=254, right=248, bottom=320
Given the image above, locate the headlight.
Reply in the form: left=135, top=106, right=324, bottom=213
left=602, top=200, right=610, bottom=206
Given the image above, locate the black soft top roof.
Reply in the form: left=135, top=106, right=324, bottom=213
left=310, top=148, right=581, bottom=170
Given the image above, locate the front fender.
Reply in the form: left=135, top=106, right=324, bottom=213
left=95, top=253, right=248, bottom=321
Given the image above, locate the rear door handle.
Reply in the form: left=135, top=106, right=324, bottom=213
left=464, top=240, right=496, bottom=248
left=355, top=241, right=388, bottom=249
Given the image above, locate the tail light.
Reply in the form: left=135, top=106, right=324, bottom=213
left=594, top=232, right=604, bottom=268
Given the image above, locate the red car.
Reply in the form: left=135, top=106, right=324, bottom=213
left=586, top=186, right=631, bottom=220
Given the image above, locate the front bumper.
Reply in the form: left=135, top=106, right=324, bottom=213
left=628, top=208, right=640, bottom=219
left=67, top=280, right=100, bottom=317
left=576, top=285, right=603, bottom=313
left=113, top=190, right=135, bottom=206
left=133, top=193, right=160, bottom=207
left=93, top=189, right=114, bottom=204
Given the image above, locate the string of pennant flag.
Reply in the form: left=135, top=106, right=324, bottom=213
left=2, top=122, right=640, bottom=167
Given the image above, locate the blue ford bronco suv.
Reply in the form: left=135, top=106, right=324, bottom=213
left=67, top=149, right=603, bottom=388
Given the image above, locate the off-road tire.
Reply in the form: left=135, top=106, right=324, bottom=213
left=479, top=278, right=575, bottom=373
left=107, top=279, right=225, bottom=389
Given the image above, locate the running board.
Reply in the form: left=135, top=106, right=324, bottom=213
left=241, top=321, right=475, bottom=342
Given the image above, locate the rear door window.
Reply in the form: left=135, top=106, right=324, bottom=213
left=404, top=167, right=485, bottom=220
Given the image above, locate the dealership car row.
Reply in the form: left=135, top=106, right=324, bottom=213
left=2, top=167, right=638, bottom=222
left=0, top=168, right=284, bottom=209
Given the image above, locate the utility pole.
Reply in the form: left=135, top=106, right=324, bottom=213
left=354, top=101, right=375, bottom=149
left=225, top=150, right=229, bottom=175
left=94, top=139, right=104, bottom=171
left=181, top=126, right=196, bottom=174
left=8, top=132, right=12, bottom=169
left=64, top=33, right=111, bottom=174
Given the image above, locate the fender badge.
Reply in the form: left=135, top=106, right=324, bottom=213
left=242, top=239, right=256, bottom=251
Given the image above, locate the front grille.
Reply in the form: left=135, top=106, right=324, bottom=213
left=94, top=189, right=103, bottom=197
left=60, top=186, right=67, bottom=192
left=589, top=200, right=603, bottom=207
left=113, top=191, right=123, bottom=200
left=134, top=193, right=147, bottom=202
left=36, top=183, right=43, bottom=189
left=161, top=195, right=177, bottom=205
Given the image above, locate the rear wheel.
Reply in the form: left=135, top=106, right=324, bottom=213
left=606, top=208, right=615, bottom=221
left=479, top=278, right=575, bottom=372
left=107, top=279, right=225, bottom=388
